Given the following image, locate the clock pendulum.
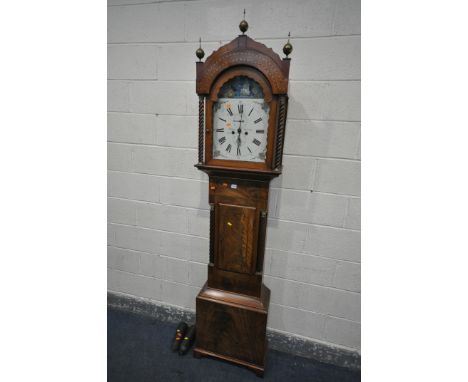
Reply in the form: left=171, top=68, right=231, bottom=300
left=192, top=11, right=292, bottom=377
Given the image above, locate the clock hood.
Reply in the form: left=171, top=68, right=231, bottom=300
left=196, top=35, right=290, bottom=96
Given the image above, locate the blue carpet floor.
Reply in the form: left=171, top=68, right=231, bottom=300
left=108, top=308, right=360, bottom=382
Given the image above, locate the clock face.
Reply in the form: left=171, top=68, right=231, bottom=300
left=212, top=77, right=269, bottom=163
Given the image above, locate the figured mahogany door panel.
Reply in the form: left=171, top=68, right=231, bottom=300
left=216, top=203, right=258, bottom=274
left=196, top=298, right=267, bottom=366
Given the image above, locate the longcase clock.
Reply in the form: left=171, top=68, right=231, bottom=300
left=192, top=14, right=292, bottom=377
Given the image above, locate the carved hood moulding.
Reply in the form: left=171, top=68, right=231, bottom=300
left=196, top=35, right=290, bottom=95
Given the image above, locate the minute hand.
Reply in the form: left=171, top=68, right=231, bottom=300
left=236, top=111, right=243, bottom=155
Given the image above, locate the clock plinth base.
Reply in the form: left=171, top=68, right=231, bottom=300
left=194, top=282, right=270, bottom=377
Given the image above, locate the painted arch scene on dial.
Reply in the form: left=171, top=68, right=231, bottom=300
left=213, top=76, right=269, bottom=163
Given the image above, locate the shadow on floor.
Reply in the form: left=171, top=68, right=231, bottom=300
left=108, top=308, right=360, bottom=382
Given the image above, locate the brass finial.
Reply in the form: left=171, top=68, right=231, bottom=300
left=239, top=9, right=248, bottom=34
left=196, top=37, right=205, bottom=61
left=283, top=32, right=293, bottom=58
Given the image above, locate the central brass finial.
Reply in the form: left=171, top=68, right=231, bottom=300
left=239, top=9, right=248, bottom=34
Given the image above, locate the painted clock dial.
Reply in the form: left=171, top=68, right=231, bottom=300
left=212, top=76, right=269, bottom=162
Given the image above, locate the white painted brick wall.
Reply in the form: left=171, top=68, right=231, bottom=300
left=108, top=113, right=157, bottom=144
left=107, top=0, right=360, bottom=352
left=108, top=45, right=158, bottom=79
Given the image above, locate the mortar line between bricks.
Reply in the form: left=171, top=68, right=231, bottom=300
left=109, top=141, right=197, bottom=150
left=109, top=196, right=210, bottom=211
left=282, top=155, right=360, bottom=163
left=108, top=222, right=359, bottom=264
left=109, top=224, right=360, bottom=266
left=109, top=221, right=208, bottom=239
left=109, top=193, right=360, bottom=242
left=109, top=208, right=361, bottom=233
left=264, top=246, right=361, bottom=265
left=267, top=301, right=360, bottom=324
left=270, top=216, right=359, bottom=232
left=270, top=186, right=360, bottom=196
left=107, top=110, right=361, bottom=123
left=107, top=176, right=360, bottom=200
left=108, top=204, right=362, bottom=265
left=266, top=271, right=360, bottom=294
left=109, top=243, right=360, bottom=292
left=108, top=265, right=202, bottom=288
left=109, top=244, right=209, bottom=266
left=107, top=142, right=362, bottom=162
left=286, top=116, right=361, bottom=123
left=322, top=313, right=361, bottom=325
left=109, top=266, right=193, bottom=287
left=106, top=34, right=361, bottom=43
left=109, top=189, right=359, bottom=208
left=110, top=200, right=362, bottom=231
left=265, top=274, right=360, bottom=295
left=108, top=0, right=199, bottom=6
left=270, top=187, right=361, bottom=199
left=108, top=169, right=208, bottom=183
left=286, top=117, right=361, bottom=123
left=109, top=268, right=360, bottom=321
left=107, top=169, right=361, bottom=198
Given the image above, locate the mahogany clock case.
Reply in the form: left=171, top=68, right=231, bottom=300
left=193, top=33, right=291, bottom=377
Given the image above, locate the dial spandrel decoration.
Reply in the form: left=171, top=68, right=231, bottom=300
left=213, top=77, right=269, bottom=162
